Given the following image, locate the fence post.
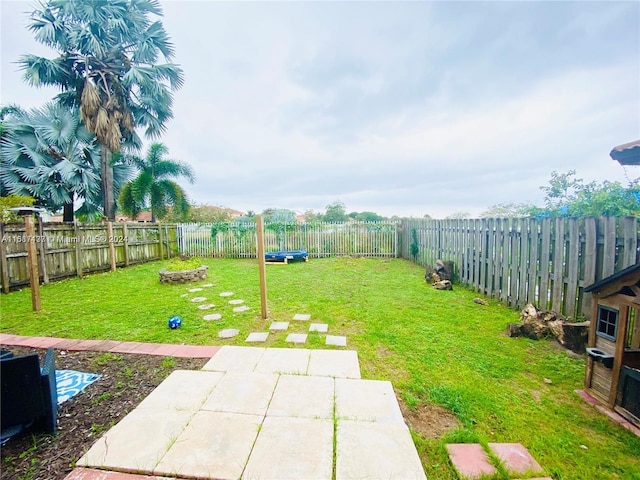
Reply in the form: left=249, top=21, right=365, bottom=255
left=256, top=215, right=268, bottom=319
left=24, top=215, right=41, bottom=311
left=0, top=224, right=9, bottom=293
left=107, top=221, right=117, bottom=272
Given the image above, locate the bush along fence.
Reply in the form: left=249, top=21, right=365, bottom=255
left=400, top=216, right=639, bottom=321
left=0, top=220, right=179, bottom=292
left=177, top=221, right=398, bottom=258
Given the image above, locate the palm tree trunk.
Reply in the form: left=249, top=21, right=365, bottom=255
left=63, top=201, right=74, bottom=222
left=101, top=145, right=115, bottom=221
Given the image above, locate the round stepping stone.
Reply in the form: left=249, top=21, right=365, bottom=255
left=202, top=283, right=214, bottom=288
left=180, top=293, right=189, bottom=298
left=228, top=299, right=244, bottom=305
left=218, top=328, right=239, bottom=339
left=191, top=297, right=207, bottom=303
left=188, top=287, right=203, bottom=292
left=219, top=292, right=234, bottom=297
left=203, top=313, right=222, bottom=321
left=233, top=305, right=250, bottom=313
left=197, top=303, right=215, bottom=310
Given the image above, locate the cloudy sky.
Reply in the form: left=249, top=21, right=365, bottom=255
left=1, top=1, right=639, bottom=218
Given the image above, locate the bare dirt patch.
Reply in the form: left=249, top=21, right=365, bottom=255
left=1, top=347, right=206, bottom=480
left=398, top=397, right=461, bottom=438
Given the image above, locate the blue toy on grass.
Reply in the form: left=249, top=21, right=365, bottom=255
left=168, top=316, right=183, bottom=329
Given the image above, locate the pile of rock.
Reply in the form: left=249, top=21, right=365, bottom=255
left=507, top=303, right=589, bottom=353
left=426, top=259, right=454, bottom=290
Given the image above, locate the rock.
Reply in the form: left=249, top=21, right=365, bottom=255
left=507, top=323, right=523, bottom=337
left=425, top=259, right=454, bottom=283
left=432, top=280, right=453, bottom=290
left=543, top=378, right=552, bottom=384
left=473, top=298, right=489, bottom=306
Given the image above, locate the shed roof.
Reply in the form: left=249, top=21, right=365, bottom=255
left=610, top=140, right=640, bottom=165
left=584, top=263, right=640, bottom=293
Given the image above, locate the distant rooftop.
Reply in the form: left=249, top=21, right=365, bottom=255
left=610, top=140, right=640, bottom=166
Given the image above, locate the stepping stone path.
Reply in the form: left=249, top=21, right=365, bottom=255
left=326, top=335, right=347, bottom=347
left=203, top=314, right=222, bottom=321
left=447, top=443, right=547, bottom=479
left=233, top=306, right=250, bottom=313
left=269, top=322, right=289, bottom=331
left=286, top=333, right=308, bottom=344
left=309, top=323, right=328, bottom=333
left=218, top=329, right=239, bottom=339
left=188, top=288, right=203, bottom=292
left=219, top=292, right=234, bottom=297
left=245, top=332, right=269, bottom=342
left=191, top=297, right=207, bottom=303
left=293, top=313, right=311, bottom=321
left=197, top=304, right=215, bottom=310
left=202, top=283, right=214, bottom=287
left=228, top=299, right=244, bottom=305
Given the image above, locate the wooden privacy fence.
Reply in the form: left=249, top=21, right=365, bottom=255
left=0, top=221, right=179, bottom=292
left=177, top=221, right=398, bottom=258
left=400, top=217, right=639, bottom=320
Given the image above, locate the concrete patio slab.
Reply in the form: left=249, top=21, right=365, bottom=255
left=286, top=333, right=308, bottom=344
left=77, top=408, right=193, bottom=472
left=218, top=328, right=240, bottom=338
left=309, top=323, right=328, bottom=333
left=336, top=419, right=426, bottom=480
left=308, top=350, right=361, bottom=379
left=202, top=346, right=265, bottom=372
left=326, top=335, right=347, bottom=347
left=254, top=348, right=310, bottom=374
left=202, top=372, right=278, bottom=416
left=267, top=375, right=334, bottom=419
left=489, top=443, right=544, bottom=476
left=242, top=416, right=333, bottom=480
left=293, top=313, right=311, bottom=321
left=137, top=370, right=224, bottom=411
left=269, top=321, right=289, bottom=331
left=335, top=378, right=404, bottom=423
left=154, top=410, right=262, bottom=480
left=245, top=332, right=269, bottom=342
left=446, top=443, right=497, bottom=479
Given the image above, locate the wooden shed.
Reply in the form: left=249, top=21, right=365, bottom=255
left=583, top=263, right=640, bottom=426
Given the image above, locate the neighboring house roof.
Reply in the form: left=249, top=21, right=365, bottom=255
left=584, top=263, right=640, bottom=302
left=610, top=140, right=640, bottom=166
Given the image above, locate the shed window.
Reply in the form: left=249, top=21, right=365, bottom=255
left=597, top=306, right=619, bottom=341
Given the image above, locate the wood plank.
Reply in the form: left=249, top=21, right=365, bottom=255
left=509, top=220, right=519, bottom=308
left=517, top=219, right=528, bottom=309
left=36, top=216, right=49, bottom=284
left=123, top=223, right=130, bottom=267
left=609, top=304, right=629, bottom=407
left=527, top=219, right=539, bottom=305
left=581, top=218, right=597, bottom=320
left=501, top=219, right=510, bottom=304
left=0, top=223, right=9, bottom=293
left=602, top=216, right=616, bottom=278
left=74, top=223, right=83, bottom=278
left=479, top=219, right=487, bottom=295
left=551, top=218, right=565, bottom=313
left=565, top=218, right=579, bottom=319
left=621, top=216, right=638, bottom=268
left=539, top=218, right=551, bottom=309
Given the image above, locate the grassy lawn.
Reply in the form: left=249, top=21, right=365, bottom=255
left=2, top=257, right=639, bottom=479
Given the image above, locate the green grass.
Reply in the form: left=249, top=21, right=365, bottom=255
left=1, top=257, right=639, bottom=479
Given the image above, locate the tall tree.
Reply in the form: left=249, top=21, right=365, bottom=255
left=118, top=143, right=194, bottom=222
left=0, top=103, right=100, bottom=221
left=323, top=200, right=348, bottom=222
left=19, top=0, right=184, bottom=220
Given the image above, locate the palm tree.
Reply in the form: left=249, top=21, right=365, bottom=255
left=118, top=143, right=194, bottom=222
left=18, top=0, right=184, bottom=221
left=1, top=103, right=100, bottom=221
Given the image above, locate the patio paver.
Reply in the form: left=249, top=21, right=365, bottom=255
left=286, top=333, right=308, bottom=344
left=242, top=416, right=333, bottom=480
left=267, top=375, right=335, bottom=419
left=489, top=443, right=545, bottom=476
left=293, top=313, right=311, bottom=321
left=309, top=323, right=328, bottom=333
left=218, top=328, right=239, bottom=339
left=335, top=378, right=404, bottom=423
left=154, top=411, right=262, bottom=480
left=254, top=347, right=310, bottom=375
left=326, top=335, right=347, bottom=347
left=308, top=350, right=361, bottom=379
left=245, top=332, right=269, bottom=342
left=136, top=370, right=224, bottom=411
left=202, top=372, right=278, bottom=416
left=269, top=321, right=289, bottom=331
left=446, top=444, right=497, bottom=479
left=336, top=420, right=426, bottom=480
left=202, top=346, right=266, bottom=373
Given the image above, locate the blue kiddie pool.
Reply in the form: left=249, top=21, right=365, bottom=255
left=265, top=250, right=309, bottom=263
